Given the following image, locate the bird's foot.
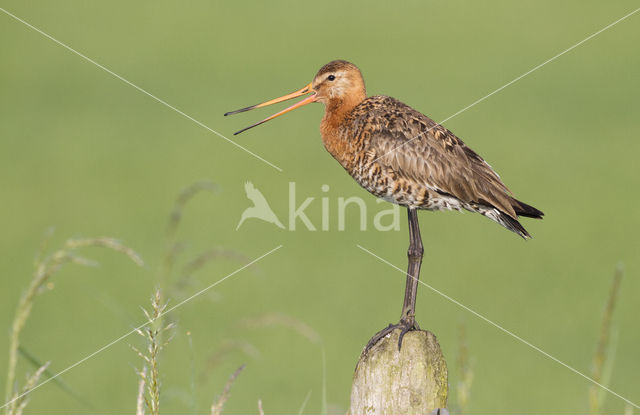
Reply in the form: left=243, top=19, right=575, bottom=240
left=364, top=317, right=420, bottom=354
left=397, top=315, right=420, bottom=350
left=364, top=323, right=398, bottom=353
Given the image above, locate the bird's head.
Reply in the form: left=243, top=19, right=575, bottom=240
left=310, top=60, right=366, bottom=105
left=225, top=60, right=366, bottom=135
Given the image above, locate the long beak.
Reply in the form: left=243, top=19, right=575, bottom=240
left=224, top=83, right=315, bottom=135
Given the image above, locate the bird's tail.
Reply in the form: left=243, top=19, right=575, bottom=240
left=480, top=208, right=530, bottom=239
left=479, top=198, right=543, bottom=239
left=512, top=198, right=544, bottom=219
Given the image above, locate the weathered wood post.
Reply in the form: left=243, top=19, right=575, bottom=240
left=349, top=328, right=448, bottom=415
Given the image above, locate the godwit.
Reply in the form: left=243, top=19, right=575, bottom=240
left=225, top=60, right=543, bottom=349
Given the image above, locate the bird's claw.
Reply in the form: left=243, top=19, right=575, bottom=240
left=364, top=323, right=397, bottom=353
left=397, top=316, right=419, bottom=350
left=364, top=318, right=420, bottom=354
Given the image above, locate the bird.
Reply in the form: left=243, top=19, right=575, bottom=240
left=225, top=60, right=543, bottom=350
left=236, top=181, right=285, bottom=230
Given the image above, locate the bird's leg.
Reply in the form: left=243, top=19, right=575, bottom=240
left=364, top=208, right=423, bottom=353
left=397, top=207, right=423, bottom=348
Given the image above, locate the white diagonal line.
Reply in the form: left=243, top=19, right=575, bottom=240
left=367, top=6, right=640, bottom=168
left=0, top=244, right=283, bottom=410
left=356, top=244, right=640, bottom=409
left=0, top=7, right=283, bottom=172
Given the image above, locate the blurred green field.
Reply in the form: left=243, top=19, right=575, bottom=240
left=1, top=1, right=639, bottom=413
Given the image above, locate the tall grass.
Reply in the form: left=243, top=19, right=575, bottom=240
left=2, top=181, right=328, bottom=414
left=132, top=290, right=175, bottom=415
left=131, top=288, right=253, bottom=415
left=210, top=364, right=245, bottom=415
left=131, top=181, right=260, bottom=414
left=589, top=265, right=623, bottom=415
left=130, top=181, right=257, bottom=414
left=4, top=235, right=143, bottom=415
left=160, top=180, right=218, bottom=289
left=446, top=266, right=627, bottom=415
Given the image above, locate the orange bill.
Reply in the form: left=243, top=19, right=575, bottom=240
left=224, top=83, right=315, bottom=135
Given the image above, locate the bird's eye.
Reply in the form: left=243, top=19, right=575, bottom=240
left=327, top=75, right=336, bottom=81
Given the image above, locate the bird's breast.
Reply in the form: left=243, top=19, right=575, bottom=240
left=319, top=119, right=442, bottom=210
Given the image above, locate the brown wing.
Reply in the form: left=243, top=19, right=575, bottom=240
left=361, top=96, right=518, bottom=218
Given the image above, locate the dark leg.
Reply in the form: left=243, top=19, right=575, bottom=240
left=365, top=208, right=423, bottom=352
left=398, top=208, right=423, bottom=345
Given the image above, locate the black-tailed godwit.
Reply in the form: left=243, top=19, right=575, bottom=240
left=225, top=60, right=543, bottom=349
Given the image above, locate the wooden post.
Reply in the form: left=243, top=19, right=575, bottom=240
left=349, top=329, right=448, bottom=415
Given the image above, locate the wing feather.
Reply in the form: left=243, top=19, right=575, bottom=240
left=360, top=96, right=517, bottom=218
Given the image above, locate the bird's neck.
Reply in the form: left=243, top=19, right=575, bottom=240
left=323, top=92, right=366, bottom=127
left=320, top=93, right=366, bottom=166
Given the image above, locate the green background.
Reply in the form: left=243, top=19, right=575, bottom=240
left=1, top=1, right=639, bottom=413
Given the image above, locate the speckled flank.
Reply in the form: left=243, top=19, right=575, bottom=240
left=315, top=60, right=543, bottom=239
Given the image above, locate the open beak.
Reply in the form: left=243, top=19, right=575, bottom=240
left=224, top=83, right=315, bottom=135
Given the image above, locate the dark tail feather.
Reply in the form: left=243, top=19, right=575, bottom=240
left=512, top=199, right=544, bottom=219
left=479, top=198, right=542, bottom=239
left=499, top=213, right=531, bottom=239
left=480, top=207, right=532, bottom=239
